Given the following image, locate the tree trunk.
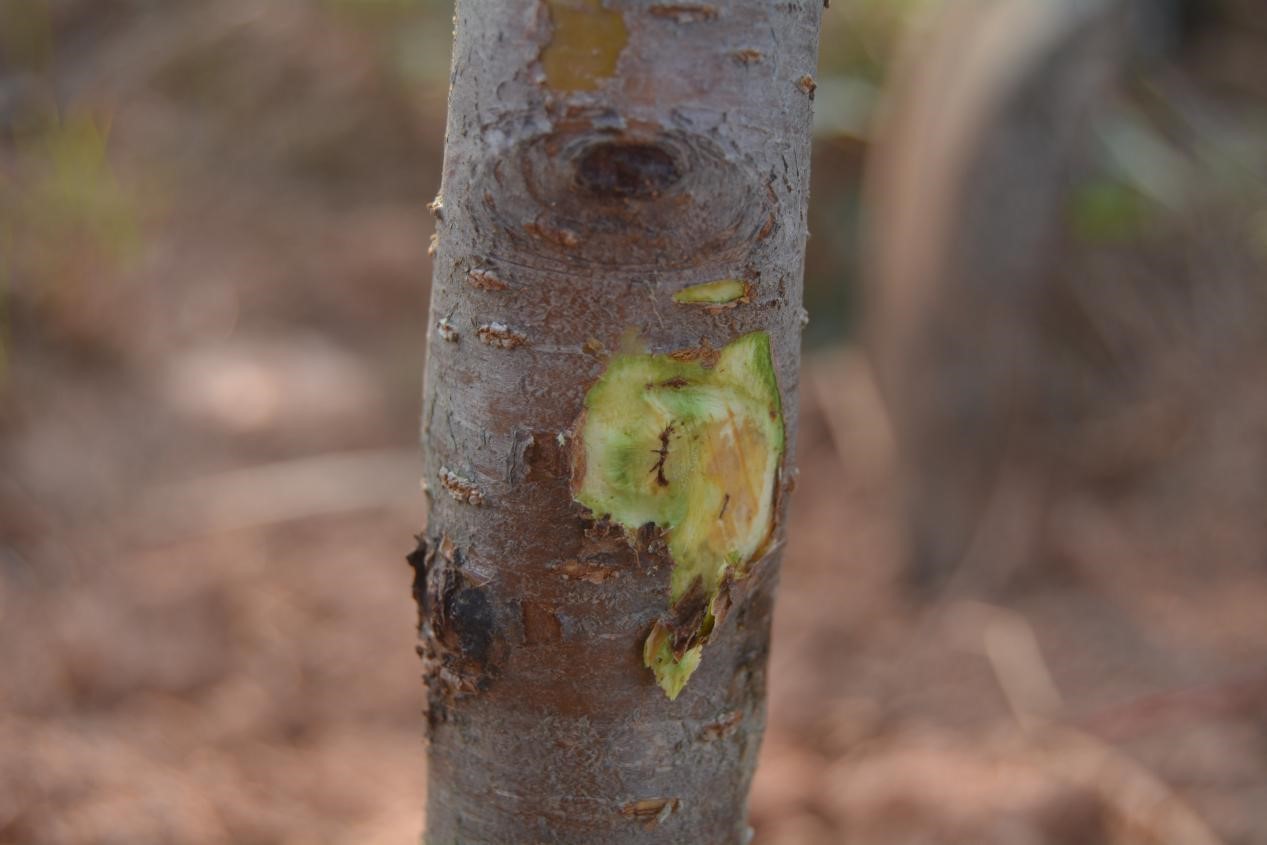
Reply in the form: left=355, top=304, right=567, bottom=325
left=413, top=2, right=821, bottom=842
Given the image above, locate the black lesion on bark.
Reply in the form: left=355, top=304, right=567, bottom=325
left=446, top=586, right=495, bottom=666
left=406, top=534, right=432, bottom=630
left=576, top=141, right=682, bottom=200
left=412, top=536, right=503, bottom=728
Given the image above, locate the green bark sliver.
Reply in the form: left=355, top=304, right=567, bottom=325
left=672, top=279, right=751, bottom=306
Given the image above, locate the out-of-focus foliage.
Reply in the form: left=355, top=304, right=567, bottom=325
left=0, top=0, right=53, bottom=76
left=321, top=0, right=455, bottom=86
left=814, top=0, right=932, bottom=140
left=803, top=0, right=934, bottom=346
left=0, top=2, right=142, bottom=372
left=6, top=112, right=141, bottom=277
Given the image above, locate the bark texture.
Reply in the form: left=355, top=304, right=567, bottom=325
left=416, top=3, right=821, bottom=842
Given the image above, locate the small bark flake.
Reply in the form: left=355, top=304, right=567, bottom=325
left=621, top=797, right=681, bottom=830
left=437, top=318, right=459, bottom=343
left=524, top=219, right=580, bottom=249
left=757, top=212, right=777, bottom=240
left=438, top=467, right=486, bottom=505
left=468, top=267, right=509, bottom=291
left=583, top=337, right=608, bottom=359
left=477, top=322, right=528, bottom=349
left=648, top=4, right=719, bottom=23
left=784, top=466, right=799, bottom=494
left=700, top=710, right=743, bottom=740
left=668, top=338, right=721, bottom=368
left=556, top=558, right=619, bottom=584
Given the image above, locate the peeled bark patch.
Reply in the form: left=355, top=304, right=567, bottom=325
left=672, top=278, right=751, bottom=307
left=572, top=331, right=784, bottom=698
left=541, top=0, right=628, bottom=92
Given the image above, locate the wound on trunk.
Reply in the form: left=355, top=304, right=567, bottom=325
left=541, top=0, right=628, bottom=92
left=672, top=279, right=751, bottom=306
left=571, top=331, right=784, bottom=699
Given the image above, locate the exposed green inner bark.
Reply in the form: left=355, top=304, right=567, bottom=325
left=672, top=279, right=751, bottom=305
left=572, top=332, right=784, bottom=698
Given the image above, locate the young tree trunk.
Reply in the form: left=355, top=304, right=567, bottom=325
left=414, top=3, right=821, bottom=843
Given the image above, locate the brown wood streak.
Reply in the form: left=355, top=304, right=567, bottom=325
left=417, top=1, right=821, bottom=842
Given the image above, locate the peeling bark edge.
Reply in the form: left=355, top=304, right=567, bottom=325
left=418, top=2, right=821, bottom=843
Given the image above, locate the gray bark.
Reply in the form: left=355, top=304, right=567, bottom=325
left=414, top=2, right=821, bottom=842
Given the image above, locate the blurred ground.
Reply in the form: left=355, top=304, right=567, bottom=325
left=1, top=1, right=1266, bottom=844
